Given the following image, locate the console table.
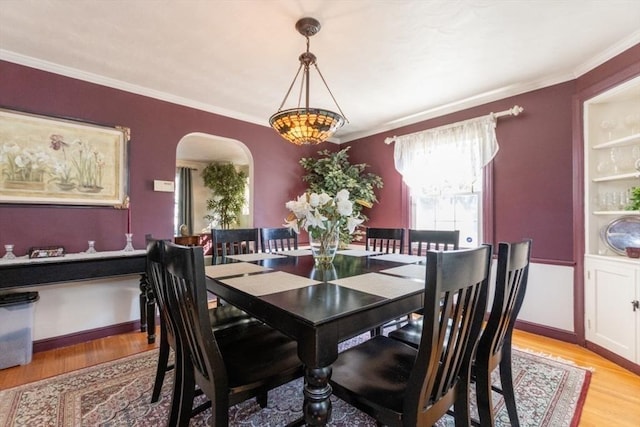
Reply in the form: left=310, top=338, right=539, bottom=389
left=0, top=250, right=156, bottom=344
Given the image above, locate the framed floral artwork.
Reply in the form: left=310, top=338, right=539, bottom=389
left=0, top=108, right=129, bottom=206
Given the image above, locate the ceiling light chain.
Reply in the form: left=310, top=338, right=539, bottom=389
left=269, top=17, right=347, bottom=145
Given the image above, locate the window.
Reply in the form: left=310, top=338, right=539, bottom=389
left=174, top=169, right=181, bottom=234
left=411, top=185, right=481, bottom=248
left=392, top=115, right=497, bottom=248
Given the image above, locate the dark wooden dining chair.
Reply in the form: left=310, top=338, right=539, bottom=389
left=162, top=242, right=304, bottom=427
left=211, top=228, right=259, bottom=264
left=474, top=239, right=532, bottom=427
left=260, top=227, right=298, bottom=253
left=408, top=229, right=459, bottom=255
left=146, top=239, right=255, bottom=423
left=387, top=240, right=532, bottom=427
left=365, top=227, right=405, bottom=253
left=329, top=245, right=491, bottom=426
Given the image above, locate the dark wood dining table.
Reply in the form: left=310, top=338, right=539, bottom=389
left=205, top=250, right=426, bottom=426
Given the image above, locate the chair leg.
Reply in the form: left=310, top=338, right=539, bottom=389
left=499, top=345, right=520, bottom=427
left=169, top=346, right=192, bottom=427
left=256, top=390, right=268, bottom=408
left=454, top=368, right=472, bottom=427
left=151, top=324, right=170, bottom=403
left=475, top=363, right=495, bottom=427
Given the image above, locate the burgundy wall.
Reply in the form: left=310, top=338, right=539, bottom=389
left=346, top=82, right=576, bottom=263
left=1, top=43, right=637, bottom=262
left=0, top=61, right=320, bottom=255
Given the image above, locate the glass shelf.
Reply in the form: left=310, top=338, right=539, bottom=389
left=592, top=172, right=639, bottom=182
left=593, top=210, right=640, bottom=215
left=592, top=132, right=640, bottom=150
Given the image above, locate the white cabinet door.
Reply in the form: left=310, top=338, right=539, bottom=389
left=585, top=257, right=638, bottom=362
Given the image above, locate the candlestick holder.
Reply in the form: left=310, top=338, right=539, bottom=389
left=86, top=240, right=97, bottom=254
left=123, top=233, right=134, bottom=252
left=2, top=244, right=16, bottom=259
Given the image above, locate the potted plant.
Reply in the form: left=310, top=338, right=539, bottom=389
left=202, top=162, right=247, bottom=229
left=299, top=146, right=383, bottom=246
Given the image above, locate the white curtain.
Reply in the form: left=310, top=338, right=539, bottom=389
left=393, top=115, right=498, bottom=194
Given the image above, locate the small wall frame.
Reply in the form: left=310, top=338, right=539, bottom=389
left=0, top=108, right=130, bottom=206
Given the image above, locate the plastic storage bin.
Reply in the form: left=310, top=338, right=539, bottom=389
left=0, top=291, right=39, bottom=369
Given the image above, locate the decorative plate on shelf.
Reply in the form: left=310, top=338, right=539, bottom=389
left=601, top=216, right=640, bottom=255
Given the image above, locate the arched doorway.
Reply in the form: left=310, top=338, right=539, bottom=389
left=175, top=133, right=254, bottom=233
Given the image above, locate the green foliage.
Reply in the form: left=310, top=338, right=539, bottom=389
left=299, top=147, right=383, bottom=244
left=201, top=163, right=247, bottom=229
left=626, top=187, right=640, bottom=211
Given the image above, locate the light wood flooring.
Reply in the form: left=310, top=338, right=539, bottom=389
left=1, top=328, right=639, bottom=426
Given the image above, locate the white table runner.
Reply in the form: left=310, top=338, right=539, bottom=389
left=225, top=253, right=287, bottom=262
left=205, top=262, right=271, bottom=279
left=372, top=253, right=425, bottom=264
left=336, top=249, right=383, bottom=257
left=331, top=272, right=424, bottom=299
left=380, top=264, right=426, bottom=281
left=219, top=271, right=321, bottom=296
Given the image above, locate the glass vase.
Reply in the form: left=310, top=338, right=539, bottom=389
left=309, top=224, right=339, bottom=267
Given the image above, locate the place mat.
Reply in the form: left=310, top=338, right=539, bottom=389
left=204, top=262, right=271, bottom=279
left=380, top=264, right=426, bottom=281
left=372, top=253, right=425, bottom=264
left=336, top=249, right=383, bottom=257
left=277, top=249, right=313, bottom=256
left=331, top=272, right=424, bottom=299
left=225, top=253, right=287, bottom=262
left=219, top=271, right=321, bottom=296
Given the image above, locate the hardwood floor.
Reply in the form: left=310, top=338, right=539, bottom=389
left=1, top=328, right=639, bottom=426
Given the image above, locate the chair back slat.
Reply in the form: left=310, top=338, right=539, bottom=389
left=408, top=229, right=460, bottom=255
left=404, top=245, right=491, bottom=426
left=260, top=227, right=298, bottom=253
left=212, top=228, right=259, bottom=264
left=365, top=227, right=405, bottom=254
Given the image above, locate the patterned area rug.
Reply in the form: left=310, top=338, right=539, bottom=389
left=0, top=334, right=591, bottom=426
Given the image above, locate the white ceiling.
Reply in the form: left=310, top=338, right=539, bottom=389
left=1, top=0, right=639, bottom=147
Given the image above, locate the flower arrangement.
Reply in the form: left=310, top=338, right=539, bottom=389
left=299, top=147, right=382, bottom=246
left=285, top=189, right=370, bottom=265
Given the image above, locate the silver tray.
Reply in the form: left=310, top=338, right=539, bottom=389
left=601, top=216, right=640, bottom=255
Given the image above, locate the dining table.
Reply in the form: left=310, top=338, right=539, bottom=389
left=204, top=248, right=427, bottom=426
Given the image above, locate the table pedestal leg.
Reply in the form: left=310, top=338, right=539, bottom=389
left=303, top=366, right=332, bottom=426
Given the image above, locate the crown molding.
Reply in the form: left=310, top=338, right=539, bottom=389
left=0, top=50, right=268, bottom=128
left=572, top=30, right=640, bottom=78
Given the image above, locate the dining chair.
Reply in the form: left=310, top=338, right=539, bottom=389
left=365, top=227, right=405, bottom=253
left=408, top=229, right=459, bottom=255
left=329, top=245, right=491, bottom=426
left=474, top=239, right=532, bottom=427
left=260, top=227, right=298, bottom=253
left=162, top=242, right=304, bottom=427
left=211, top=228, right=259, bottom=264
left=387, top=240, right=532, bottom=427
left=145, top=239, right=256, bottom=422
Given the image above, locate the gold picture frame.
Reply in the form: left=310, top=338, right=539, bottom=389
left=0, top=108, right=129, bottom=206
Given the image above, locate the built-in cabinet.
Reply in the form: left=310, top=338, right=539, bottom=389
left=583, top=75, right=640, bottom=365
left=584, top=255, right=639, bottom=362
